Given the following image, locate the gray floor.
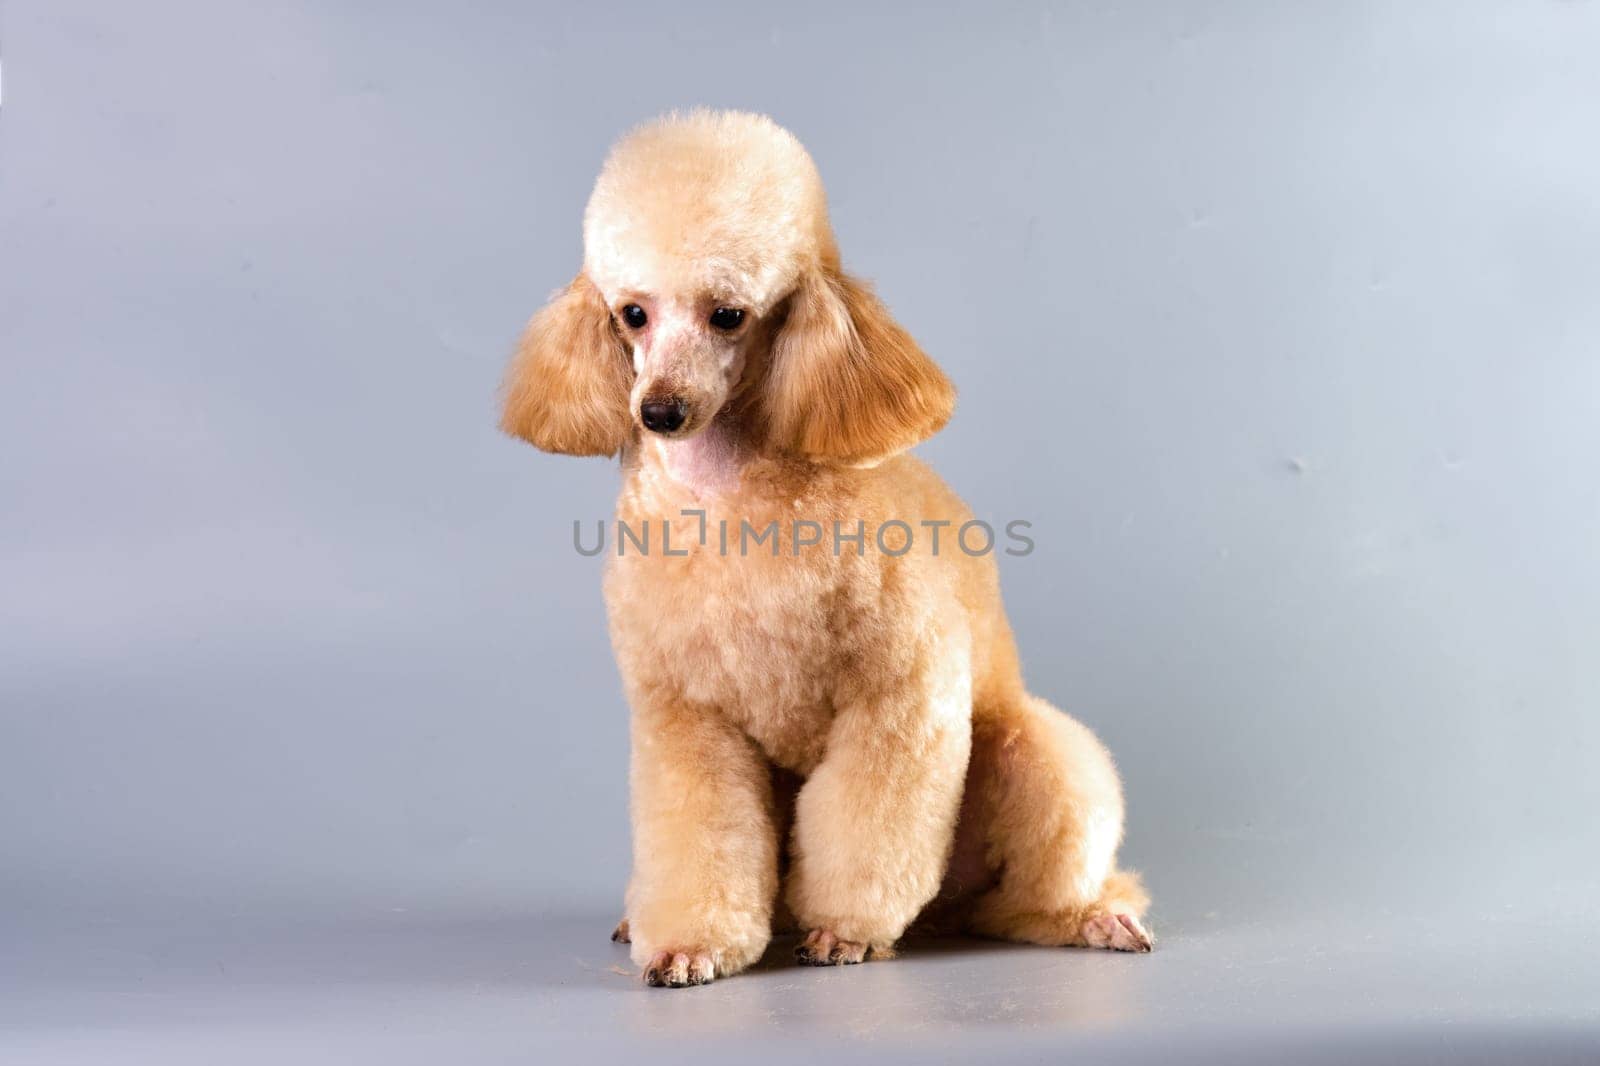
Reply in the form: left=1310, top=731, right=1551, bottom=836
left=7, top=882, right=1597, bottom=1065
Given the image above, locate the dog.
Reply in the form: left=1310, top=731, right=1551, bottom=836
left=501, top=110, right=1151, bottom=988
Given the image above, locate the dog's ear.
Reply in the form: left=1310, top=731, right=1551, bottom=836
left=764, top=268, right=955, bottom=465
left=499, top=274, right=633, bottom=456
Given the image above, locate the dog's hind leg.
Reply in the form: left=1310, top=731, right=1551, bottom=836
left=962, top=694, right=1153, bottom=952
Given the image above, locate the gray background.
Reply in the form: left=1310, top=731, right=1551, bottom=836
left=3, top=1, right=1598, bottom=1062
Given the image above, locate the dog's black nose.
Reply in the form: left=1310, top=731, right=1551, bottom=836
left=640, top=399, right=687, bottom=434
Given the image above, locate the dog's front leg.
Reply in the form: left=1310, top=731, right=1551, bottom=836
left=787, top=647, right=972, bottom=964
left=625, top=694, right=777, bottom=988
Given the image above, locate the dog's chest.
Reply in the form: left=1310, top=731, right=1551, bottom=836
left=604, top=504, right=843, bottom=774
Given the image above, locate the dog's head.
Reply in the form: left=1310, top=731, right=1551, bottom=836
left=500, top=110, right=954, bottom=466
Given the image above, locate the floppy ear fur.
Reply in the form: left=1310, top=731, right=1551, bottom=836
left=764, top=269, right=955, bottom=465
left=499, top=274, right=633, bottom=456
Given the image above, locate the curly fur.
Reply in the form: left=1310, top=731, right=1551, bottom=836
left=501, top=110, right=1152, bottom=987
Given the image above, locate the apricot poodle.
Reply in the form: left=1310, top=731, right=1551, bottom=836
left=501, top=110, right=1151, bottom=988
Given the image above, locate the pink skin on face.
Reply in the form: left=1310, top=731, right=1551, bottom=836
left=619, top=294, right=754, bottom=497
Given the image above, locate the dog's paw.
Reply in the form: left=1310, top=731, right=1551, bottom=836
left=1082, top=912, right=1153, bottom=953
left=611, top=917, right=630, bottom=944
left=642, top=949, right=717, bottom=988
left=794, top=928, right=870, bottom=966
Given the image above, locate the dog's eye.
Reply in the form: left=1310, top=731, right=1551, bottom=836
left=620, top=304, right=648, bottom=329
left=709, top=307, right=745, bottom=331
